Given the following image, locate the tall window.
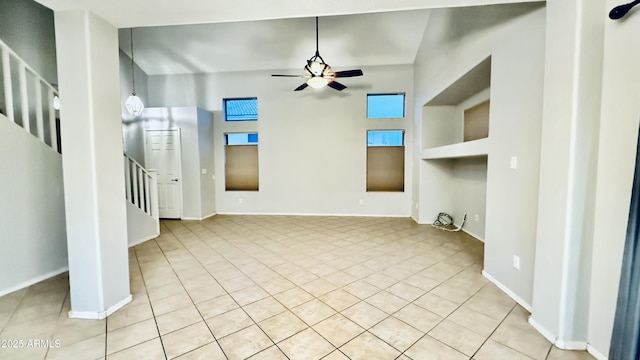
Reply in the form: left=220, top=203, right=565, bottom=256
left=224, top=98, right=258, bottom=121
left=367, top=93, right=405, bottom=119
left=225, top=133, right=259, bottom=191
left=367, top=130, right=404, bottom=192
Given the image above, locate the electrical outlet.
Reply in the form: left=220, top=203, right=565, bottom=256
left=201, top=168, right=207, bottom=174
left=474, top=214, right=479, bottom=222
left=359, top=199, right=364, bottom=205
left=415, top=203, right=419, bottom=209
left=239, top=198, right=243, bottom=204
left=513, top=255, right=520, bottom=270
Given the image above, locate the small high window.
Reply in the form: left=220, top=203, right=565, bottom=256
left=367, top=93, right=405, bottom=119
left=226, top=133, right=258, bottom=145
left=224, top=98, right=258, bottom=121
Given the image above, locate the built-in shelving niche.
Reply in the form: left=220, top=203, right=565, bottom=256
left=420, top=57, right=491, bottom=241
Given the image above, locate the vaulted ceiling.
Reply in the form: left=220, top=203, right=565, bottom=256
left=35, top=0, right=544, bottom=75
left=117, top=11, right=432, bottom=75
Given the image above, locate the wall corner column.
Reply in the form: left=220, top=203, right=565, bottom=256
left=54, top=10, right=131, bottom=319
left=530, top=0, right=605, bottom=349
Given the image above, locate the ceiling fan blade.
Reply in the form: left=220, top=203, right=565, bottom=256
left=294, top=83, right=309, bottom=91
left=331, top=69, right=363, bottom=78
left=272, top=74, right=305, bottom=78
left=328, top=81, right=346, bottom=91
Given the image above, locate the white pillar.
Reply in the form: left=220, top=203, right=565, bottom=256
left=588, top=0, right=640, bottom=355
left=54, top=10, right=131, bottom=319
left=530, top=0, right=605, bottom=349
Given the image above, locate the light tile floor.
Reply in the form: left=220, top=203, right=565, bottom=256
left=0, top=215, right=596, bottom=360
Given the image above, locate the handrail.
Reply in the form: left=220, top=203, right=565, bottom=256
left=124, top=154, right=159, bottom=219
left=125, top=152, right=152, bottom=178
left=0, top=39, right=57, bottom=94
left=0, top=38, right=60, bottom=153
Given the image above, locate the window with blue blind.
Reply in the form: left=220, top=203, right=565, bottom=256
left=367, top=130, right=404, bottom=146
left=226, top=133, right=258, bottom=145
left=224, top=98, right=258, bottom=121
left=367, top=93, right=405, bottom=119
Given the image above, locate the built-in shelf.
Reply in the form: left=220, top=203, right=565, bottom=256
left=422, top=137, right=489, bottom=160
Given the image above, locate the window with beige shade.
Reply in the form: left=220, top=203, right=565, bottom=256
left=225, top=133, right=259, bottom=191
left=367, top=130, right=405, bottom=192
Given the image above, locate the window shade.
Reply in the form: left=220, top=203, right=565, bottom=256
left=225, top=145, right=259, bottom=191
left=367, top=146, right=404, bottom=192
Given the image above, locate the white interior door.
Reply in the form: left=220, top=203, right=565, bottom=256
left=145, top=130, right=182, bottom=219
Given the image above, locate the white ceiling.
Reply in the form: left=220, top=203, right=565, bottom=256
left=35, top=0, right=544, bottom=76
left=34, top=0, right=539, bottom=28
left=118, top=11, right=431, bottom=75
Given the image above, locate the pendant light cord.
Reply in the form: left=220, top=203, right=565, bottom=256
left=315, top=17, right=319, bottom=56
left=130, top=28, right=136, bottom=95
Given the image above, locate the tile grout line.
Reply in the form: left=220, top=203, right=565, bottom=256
left=140, top=218, right=517, bottom=360
left=394, top=264, right=494, bottom=359
left=160, top=221, right=278, bottom=360
left=182, top=217, right=474, bottom=359
left=129, top=245, right=169, bottom=360
left=468, top=302, right=520, bottom=359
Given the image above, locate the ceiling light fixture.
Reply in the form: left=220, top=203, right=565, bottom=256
left=271, top=17, right=363, bottom=92
left=307, top=76, right=329, bottom=89
left=125, top=28, right=144, bottom=116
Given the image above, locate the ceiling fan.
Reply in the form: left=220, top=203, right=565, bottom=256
left=272, top=17, right=363, bottom=91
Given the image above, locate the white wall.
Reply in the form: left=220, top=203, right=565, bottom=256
left=148, top=65, right=414, bottom=217
left=484, top=12, right=545, bottom=306
left=588, top=0, right=640, bottom=354
left=414, top=4, right=546, bottom=307
left=126, top=202, right=159, bottom=247
left=452, top=157, right=487, bottom=240
left=198, top=108, right=216, bottom=218
left=0, top=0, right=67, bottom=297
left=0, top=118, right=67, bottom=296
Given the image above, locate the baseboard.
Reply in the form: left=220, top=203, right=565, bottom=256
left=128, top=233, right=159, bottom=248
left=462, top=228, right=485, bottom=242
left=69, top=294, right=132, bottom=320
left=216, top=211, right=411, bottom=218
left=181, top=212, right=217, bottom=221
left=411, top=216, right=429, bottom=225
left=528, top=316, right=556, bottom=344
left=0, top=266, right=69, bottom=297
left=530, top=315, right=597, bottom=355
left=482, top=270, right=532, bottom=311
left=202, top=212, right=216, bottom=220
left=555, top=340, right=588, bottom=351
left=587, top=344, right=608, bottom=360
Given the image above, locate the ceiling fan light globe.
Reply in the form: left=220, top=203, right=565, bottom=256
left=125, top=93, right=145, bottom=116
left=309, top=61, right=325, bottom=76
left=307, top=77, right=329, bottom=89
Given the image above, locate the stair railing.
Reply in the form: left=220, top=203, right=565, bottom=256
left=0, top=38, right=60, bottom=152
left=124, top=154, right=159, bottom=219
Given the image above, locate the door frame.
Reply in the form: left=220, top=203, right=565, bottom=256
left=144, top=128, right=184, bottom=220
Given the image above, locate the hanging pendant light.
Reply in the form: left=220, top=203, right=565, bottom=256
left=125, top=28, right=144, bottom=116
